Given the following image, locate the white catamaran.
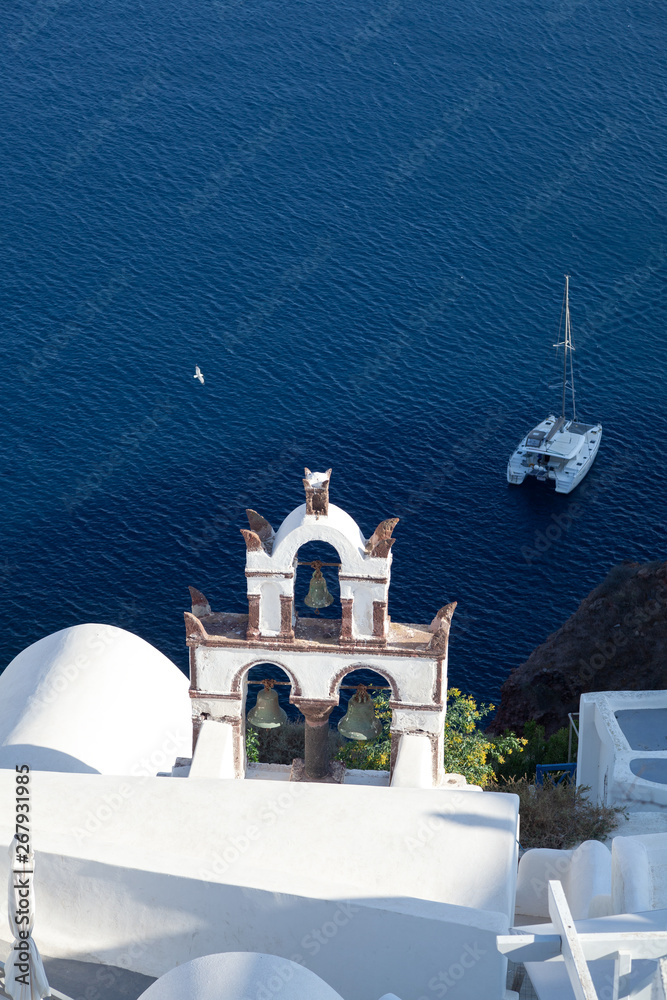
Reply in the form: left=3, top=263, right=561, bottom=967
left=507, top=276, right=602, bottom=495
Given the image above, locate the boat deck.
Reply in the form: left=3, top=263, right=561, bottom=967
left=567, top=421, right=596, bottom=435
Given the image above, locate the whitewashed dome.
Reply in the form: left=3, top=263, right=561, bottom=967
left=0, top=624, right=191, bottom=775
left=137, top=953, right=346, bottom=1000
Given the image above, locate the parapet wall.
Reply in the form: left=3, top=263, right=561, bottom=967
left=4, top=851, right=509, bottom=1000
left=0, top=769, right=518, bottom=1000
left=578, top=690, right=667, bottom=808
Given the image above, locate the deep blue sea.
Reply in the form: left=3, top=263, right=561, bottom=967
left=1, top=0, right=665, bottom=710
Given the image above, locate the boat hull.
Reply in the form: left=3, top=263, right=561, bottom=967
left=554, top=426, right=602, bottom=493
left=507, top=418, right=602, bottom=495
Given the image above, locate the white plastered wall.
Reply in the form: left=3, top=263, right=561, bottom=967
left=258, top=581, right=282, bottom=634
left=0, top=770, right=519, bottom=1000
left=194, top=647, right=440, bottom=705
left=577, top=691, right=667, bottom=808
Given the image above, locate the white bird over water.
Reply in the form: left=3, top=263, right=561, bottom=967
left=194, top=366, right=205, bottom=384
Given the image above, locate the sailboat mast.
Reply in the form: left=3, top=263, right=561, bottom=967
left=558, top=274, right=577, bottom=421
left=561, top=276, right=569, bottom=418
left=567, top=276, right=577, bottom=420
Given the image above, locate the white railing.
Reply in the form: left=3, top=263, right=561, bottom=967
left=498, top=880, right=667, bottom=1000
left=568, top=711, right=579, bottom=763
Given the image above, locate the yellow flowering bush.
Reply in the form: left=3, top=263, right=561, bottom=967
left=334, top=688, right=527, bottom=785
left=442, top=689, right=527, bottom=787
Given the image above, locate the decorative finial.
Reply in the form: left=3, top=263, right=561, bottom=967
left=427, top=602, right=457, bottom=651
left=365, top=517, right=399, bottom=557
left=188, top=586, right=211, bottom=617
left=184, top=611, right=208, bottom=641
left=245, top=509, right=275, bottom=554
left=302, top=467, right=332, bottom=517
left=240, top=529, right=264, bottom=552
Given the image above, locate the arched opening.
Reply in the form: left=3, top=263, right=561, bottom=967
left=244, top=662, right=304, bottom=767
left=330, top=667, right=394, bottom=777
left=331, top=667, right=394, bottom=729
left=238, top=662, right=396, bottom=779
left=294, top=540, right=341, bottom=621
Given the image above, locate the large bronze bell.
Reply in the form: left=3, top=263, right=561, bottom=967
left=338, top=685, right=382, bottom=742
left=304, top=560, right=334, bottom=614
left=247, top=679, right=287, bottom=729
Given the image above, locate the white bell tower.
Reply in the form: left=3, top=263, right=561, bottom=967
left=241, top=468, right=397, bottom=644
left=185, top=468, right=456, bottom=788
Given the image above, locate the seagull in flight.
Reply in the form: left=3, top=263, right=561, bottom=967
left=194, top=366, right=205, bottom=384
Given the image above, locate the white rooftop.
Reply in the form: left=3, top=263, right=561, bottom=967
left=0, top=771, right=519, bottom=915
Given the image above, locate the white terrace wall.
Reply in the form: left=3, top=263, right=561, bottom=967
left=0, top=770, right=519, bottom=999
left=9, top=852, right=509, bottom=1000
left=578, top=691, right=667, bottom=808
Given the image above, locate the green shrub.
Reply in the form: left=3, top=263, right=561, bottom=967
left=246, top=720, right=339, bottom=765
left=493, top=720, right=577, bottom=782
left=443, top=689, right=527, bottom=787
left=336, top=688, right=527, bottom=786
left=334, top=693, right=392, bottom=770
left=245, top=688, right=529, bottom=786
left=497, top=776, right=626, bottom=849
left=246, top=725, right=260, bottom=763
left=247, top=720, right=305, bottom=765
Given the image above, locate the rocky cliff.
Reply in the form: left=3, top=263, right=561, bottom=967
left=489, top=560, right=667, bottom=736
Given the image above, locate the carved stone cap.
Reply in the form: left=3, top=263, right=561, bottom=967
left=184, top=611, right=208, bottom=642
left=240, top=528, right=264, bottom=552
left=427, top=601, right=457, bottom=651
left=365, top=517, right=399, bottom=557
left=303, top=467, right=332, bottom=516
left=188, top=586, right=211, bottom=617
left=291, top=697, right=336, bottom=725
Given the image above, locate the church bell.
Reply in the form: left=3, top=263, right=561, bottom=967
left=304, top=561, right=334, bottom=614
left=338, top=685, right=382, bottom=742
left=247, top=679, right=288, bottom=729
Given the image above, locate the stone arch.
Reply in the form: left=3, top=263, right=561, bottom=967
left=271, top=504, right=366, bottom=577
left=293, top=539, right=341, bottom=616
left=328, top=664, right=400, bottom=702
left=230, top=658, right=303, bottom=698
left=232, top=660, right=301, bottom=777
left=244, top=502, right=395, bottom=643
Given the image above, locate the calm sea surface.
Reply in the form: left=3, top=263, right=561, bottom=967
left=1, top=0, right=665, bottom=708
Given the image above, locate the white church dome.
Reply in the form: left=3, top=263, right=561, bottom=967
left=137, top=952, right=346, bottom=1000
left=0, top=624, right=191, bottom=775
